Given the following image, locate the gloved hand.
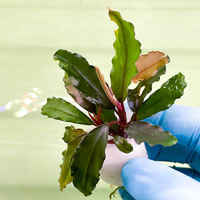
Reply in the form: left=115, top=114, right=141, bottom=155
left=119, top=105, right=200, bottom=200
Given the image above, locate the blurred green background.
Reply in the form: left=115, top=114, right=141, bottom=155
left=0, top=0, right=200, bottom=199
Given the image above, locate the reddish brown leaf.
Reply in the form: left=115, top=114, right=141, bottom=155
left=131, top=51, right=169, bottom=83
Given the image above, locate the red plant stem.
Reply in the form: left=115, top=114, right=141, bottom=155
left=133, top=113, right=137, bottom=122
left=115, top=102, right=127, bottom=126
left=121, top=102, right=127, bottom=124
left=108, top=139, right=115, bottom=144
left=97, top=108, right=102, bottom=124
left=115, top=102, right=123, bottom=119
left=107, top=120, right=125, bottom=127
left=88, top=112, right=98, bottom=125
left=114, top=108, right=120, bottom=117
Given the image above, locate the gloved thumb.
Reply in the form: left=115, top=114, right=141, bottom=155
left=120, top=158, right=200, bottom=200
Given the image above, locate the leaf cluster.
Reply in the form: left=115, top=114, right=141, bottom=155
left=41, top=9, right=187, bottom=197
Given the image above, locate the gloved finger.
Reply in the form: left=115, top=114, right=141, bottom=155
left=118, top=167, right=200, bottom=200
left=172, top=167, right=200, bottom=182
left=121, top=158, right=200, bottom=200
left=143, top=105, right=200, bottom=173
left=118, top=188, right=136, bottom=200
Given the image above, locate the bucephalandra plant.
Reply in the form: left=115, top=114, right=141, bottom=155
left=41, top=8, right=187, bottom=198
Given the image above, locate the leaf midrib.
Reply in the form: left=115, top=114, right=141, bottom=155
left=77, top=126, right=107, bottom=189
left=113, top=12, right=128, bottom=101
left=44, top=106, right=80, bottom=118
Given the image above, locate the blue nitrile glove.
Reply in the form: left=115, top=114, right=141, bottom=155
left=119, top=105, right=200, bottom=200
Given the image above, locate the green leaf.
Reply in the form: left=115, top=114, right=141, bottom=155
left=41, top=97, right=93, bottom=125
left=138, top=65, right=166, bottom=106
left=59, top=133, right=86, bottom=191
left=109, top=9, right=141, bottom=102
left=113, top=135, right=133, bottom=153
left=63, top=126, right=86, bottom=143
left=100, top=108, right=117, bottom=123
left=99, top=108, right=118, bottom=131
left=141, top=64, right=167, bottom=87
left=71, top=124, right=109, bottom=196
left=125, top=121, right=178, bottom=146
left=54, top=49, right=114, bottom=109
left=127, top=65, right=166, bottom=113
left=137, top=73, right=187, bottom=120
left=127, top=82, right=142, bottom=113
left=63, top=73, right=96, bottom=113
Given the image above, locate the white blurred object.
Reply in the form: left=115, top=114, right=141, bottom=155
left=0, top=88, right=45, bottom=117
left=100, top=139, right=148, bottom=186
left=101, top=102, right=148, bottom=186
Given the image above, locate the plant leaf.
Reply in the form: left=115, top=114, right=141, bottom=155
left=59, top=133, right=86, bottom=191
left=71, top=124, right=109, bottom=196
left=41, top=97, right=93, bottom=125
left=54, top=49, right=114, bottom=109
left=127, top=65, right=166, bottom=113
left=125, top=121, right=178, bottom=146
left=63, top=126, right=86, bottom=143
left=109, top=9, right=141, bottom=102
left=127, top=82, right=142, bottom=113
left=99, top=108, right=118, bottom=131
left=100, top=108, right=117, bottom=123
left=113, top=135, right=133, bottom=153
left=131, top=51, right=169, bottom=83
left=138, top=65, right=166, bottom=104
left=63, top=73, right=96, bottom=113
left=141, top=64, right=167, bottom=87
left=137, top=73, right=187, bottom=120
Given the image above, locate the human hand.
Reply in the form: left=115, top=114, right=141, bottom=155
left=119, top=104, right=200, bottom=200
